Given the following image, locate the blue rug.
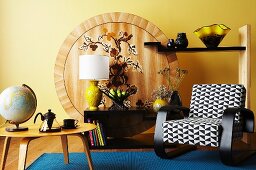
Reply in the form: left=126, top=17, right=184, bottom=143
left=27, top=151, right=256, bottom=170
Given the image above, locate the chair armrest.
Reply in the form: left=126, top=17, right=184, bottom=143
left=241, top=108, right=254, bottom=132
left=155, top=105, right=187, bottom=133
left=220, top=107, right=239, bottom=154
left=220, top=107, right=254, bottom=165
left=222, top=107, right=254, bottom=133
left=222, top=107, right=240, bottom=132
left=159, top=105, right=190, bottom=118
left=154, top=105, right=189, bottom=152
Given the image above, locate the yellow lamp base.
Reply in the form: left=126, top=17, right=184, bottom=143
left=85, top=80, right=102, bottom=111
left=88, top=106, right=99, bottom=111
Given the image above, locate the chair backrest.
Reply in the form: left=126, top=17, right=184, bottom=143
left=189, top=84, right=246, bottom=119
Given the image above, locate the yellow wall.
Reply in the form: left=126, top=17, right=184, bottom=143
left=0, top=0, right=255, bottom=125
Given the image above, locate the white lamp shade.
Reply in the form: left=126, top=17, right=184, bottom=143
left=79, top=55, right=109, bottom=80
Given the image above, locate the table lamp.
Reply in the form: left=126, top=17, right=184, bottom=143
left=79, top=55, right=109, bottom=110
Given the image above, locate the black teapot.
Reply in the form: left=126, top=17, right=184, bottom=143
left=34, top=109, right=61, bottom=132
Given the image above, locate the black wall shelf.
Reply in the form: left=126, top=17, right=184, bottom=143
left=144, top=42, right=246, bottom=52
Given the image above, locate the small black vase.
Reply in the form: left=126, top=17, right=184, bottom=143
left=175, top=33, right=188, bottom=48
left=169, top=91, right=182, bottom=106
left=167, top=39, right=175, bottom=48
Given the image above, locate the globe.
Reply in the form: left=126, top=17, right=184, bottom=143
left=0, top=84, right=37, bottom=131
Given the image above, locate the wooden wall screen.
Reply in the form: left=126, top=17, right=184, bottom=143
left=54, top=12, right=178, bottom=121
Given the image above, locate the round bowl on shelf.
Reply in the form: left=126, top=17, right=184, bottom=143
left=99, top=85, right=137, bottom=110
left=194, top=24, right=231, bottom=48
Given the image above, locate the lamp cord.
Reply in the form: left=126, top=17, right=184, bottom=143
left=0, top=120, right=8, bottom=128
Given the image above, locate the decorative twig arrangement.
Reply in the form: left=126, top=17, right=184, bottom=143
left=158, top=67, right=188, bottom=91
left=151, top=85, right=172, bottom=101
left=152, top=67, right=188, bottom=102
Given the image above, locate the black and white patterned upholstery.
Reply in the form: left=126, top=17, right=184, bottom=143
left=163, top=84, right=245, bottom=147
left=189, top=84, right=245, bottom=119
left=163, top=118, right=221, bottom=147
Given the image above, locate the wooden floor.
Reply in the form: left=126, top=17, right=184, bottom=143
left=0, top=136, right=152, bottom=170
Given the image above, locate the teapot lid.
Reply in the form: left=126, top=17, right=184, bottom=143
left=44, top=109, right=56, bottom=119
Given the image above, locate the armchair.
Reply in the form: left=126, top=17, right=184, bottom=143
left=154, top=84, right=255, bottom=165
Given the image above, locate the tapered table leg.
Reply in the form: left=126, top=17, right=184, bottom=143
left=0, top=137, right=11, bottom=170
left=74, top=133, right=94, bottom=170
left=18, top=137, right=36, bottom=170
left=61, top=135, right=69, bottom=164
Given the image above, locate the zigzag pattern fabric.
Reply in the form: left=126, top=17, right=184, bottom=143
left=189, top=84, right=246, bottom=119
left=163, top=118, right=221, bottom=147
left=163, top=84, right=245, bottom=147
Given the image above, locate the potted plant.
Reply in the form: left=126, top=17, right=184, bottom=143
left=151, top=85, right=172, bottom=112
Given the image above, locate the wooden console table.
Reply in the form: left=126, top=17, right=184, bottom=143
left=84, top=108, right=156, bottom=149
left=0, top=123, right=96, bottom=170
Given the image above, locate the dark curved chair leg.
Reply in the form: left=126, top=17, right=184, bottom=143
left=219, top=111, right=234, bottom=165
left=154, top=110, right=169, bottom=158
left=154, top=110, right=196, bottom=159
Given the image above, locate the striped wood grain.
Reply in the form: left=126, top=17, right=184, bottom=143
left=54, top=12, right=178, bottom=124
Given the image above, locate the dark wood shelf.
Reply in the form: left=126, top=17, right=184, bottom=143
left=89, top=133, right=155, bottom=149
left=84, top=107, right=147, bottom=116
left=84, top=107, right=156, bottom=121
left=88, top=133, right=176, bottom=150
left=84, top=108, right=156, bottom=149
left=144, top=42, right=246, bottom=52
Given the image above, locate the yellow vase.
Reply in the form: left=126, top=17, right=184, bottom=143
left=85, top=81, right=102, bottom=111
left=153, top=98, right=168, bottom=112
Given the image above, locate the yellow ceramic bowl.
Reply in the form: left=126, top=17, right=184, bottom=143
left=194, top=24, right=231, bottom=48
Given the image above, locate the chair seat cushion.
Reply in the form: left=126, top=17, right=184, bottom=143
left=163, top=118, right=222, bottom=147
left=163, top=117, right=243, bottom=147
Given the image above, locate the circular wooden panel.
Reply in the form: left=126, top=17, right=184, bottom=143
left=54, top=12, right=178, bottom=122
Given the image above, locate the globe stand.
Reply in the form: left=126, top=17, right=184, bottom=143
left=5, top=124, right=28, bottom=132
